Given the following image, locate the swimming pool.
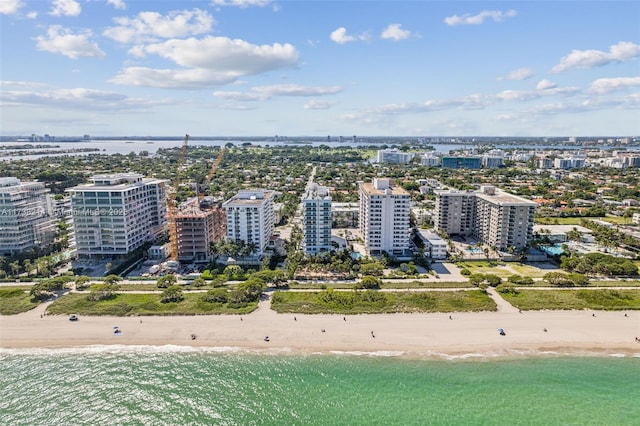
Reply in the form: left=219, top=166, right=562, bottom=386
left=465, top=247, right=484, bottom=253
left=541, top=244, right=565, bottom=256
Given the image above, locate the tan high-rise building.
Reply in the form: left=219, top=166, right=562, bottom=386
left=358, top=178, right=410, bottom=256
left=176, top=197, right=226, bottom=262
left=434, top=186, right=536, bottom=252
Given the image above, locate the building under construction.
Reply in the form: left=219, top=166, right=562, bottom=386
left=175, top=196, right=226, bottom=263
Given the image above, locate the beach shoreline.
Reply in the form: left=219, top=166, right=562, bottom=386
left=2, top=298, right=639, bottom=359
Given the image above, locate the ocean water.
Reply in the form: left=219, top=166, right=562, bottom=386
left=1, top=347, right=639, bottom=425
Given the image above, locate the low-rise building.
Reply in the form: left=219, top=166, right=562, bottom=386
left=419, top=230, right=448, bottom=260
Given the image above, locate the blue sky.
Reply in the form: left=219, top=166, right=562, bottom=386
left=1, top=0, right=639, bottom=137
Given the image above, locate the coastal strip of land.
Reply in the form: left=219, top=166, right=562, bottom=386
left=2, top=295, right=639, bottom=358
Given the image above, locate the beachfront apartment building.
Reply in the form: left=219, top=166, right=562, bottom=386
left=359, top=178, right=410, bottom=256
left=302, top=184, right=332, bottom=255
left=223, top=189, right=275, bottom=256
left=0, top=177, right=57, bottom=255
left=67, top=173, right=168, bottom=258
left=176, top=197, right=226, bottom=263
left=434, top=186, right=536, bottom=252
left=433, top=190, right=476, bottom=236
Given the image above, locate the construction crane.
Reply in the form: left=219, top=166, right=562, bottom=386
left=199, top=147, right=226, bottom=200
left=168, top=134, right=189, bottom=262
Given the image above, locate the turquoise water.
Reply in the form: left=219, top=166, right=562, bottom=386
left=1, top=348, right=639, bottom=425
left=465, top=247, right=484, bottom=253
left=541, top=244, right=565, bottom=256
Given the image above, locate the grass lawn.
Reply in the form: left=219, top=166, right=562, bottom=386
left=0, top=289, right=40, bottom=315
left=456, top=261, right=514, bottom=278
left=287, top=281, right=472, bottom=290
left=508, top=263, right=562, bottom=278
left=46, top=292, right=258, bottom=316
left=381, top=281, right=473, bottom=289
left=270, top=289, right=496, bottom=314
left=500, top=289, right=640, bottom=310
left=535, top=216, right=632, bottom=225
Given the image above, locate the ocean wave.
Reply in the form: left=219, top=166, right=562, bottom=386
left=1, top=345, right=638, bottom=360
left=329, top=350, right=405, bottom=357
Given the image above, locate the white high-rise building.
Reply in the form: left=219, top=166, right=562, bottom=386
left=302, top=184, right=332, bottom=254
left=0, top=177, right=57, bottom=255
left=223, top=190, right=275, bottom=256
left=67, top=173, right=168, bottom=257
left=359, top=178, right=410, bottom=256
left=376, top=149, right=415, bottom=164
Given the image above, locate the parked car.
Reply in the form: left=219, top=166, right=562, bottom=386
left=69, top=314, right=79, bottom=321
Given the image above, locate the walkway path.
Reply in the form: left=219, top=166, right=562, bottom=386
left=485, top=286, right=520, bottom=313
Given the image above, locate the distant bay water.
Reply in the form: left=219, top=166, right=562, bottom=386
left=0, top=139, right=599, bottom=161
left=1, top=347, right=639, bottom=425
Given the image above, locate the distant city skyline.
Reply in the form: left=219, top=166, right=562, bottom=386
left=1, top=1, right=639, bottom=137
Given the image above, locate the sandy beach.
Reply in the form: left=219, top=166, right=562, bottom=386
left=2, top=292, right=639, bottom=358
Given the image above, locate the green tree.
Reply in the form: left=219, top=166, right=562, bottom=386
left=161, top=285, right=184, bottom=303
left=203, top=288, right=228, bottom=303
left=358, top=275, right=382, bottom=289
left=192, top=277, right=206, bottom=287
left=157, top=274, right=178, bottom=288
left=87, top=283, right=120, bottom=301
left=75, top=275, right=91, bottom=290
left=103, top=274, right=122, bottom=285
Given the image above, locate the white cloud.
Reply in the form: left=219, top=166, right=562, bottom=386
left=139, top=36, right=299, bottom=72
left=380, top=24, right=411, bottom=41
left=110, top=67, right=241, bottom=89
left=588, top=76, right=640, bottom=94
left=106, top=0, right=126, bottom=10
left=112, top=37, right=299, bottom=88
left=210, top=0, right=272, bottom=7
left=35, top=26, right=105, bottom=59
left=26, top=10, right=37, bottom=19
left=50, top=0, right=81, bottom=17
left=444, top=9, right=516, bottom=26
left=103, top=9, right=214, bottom=43
left=330, top=27, right=369, bottom=44
left=214, top=84, right=343, bottom=101
left=0, top=84, right=165, bottom=110
left=536, top=79, right=557, bottom=90
left=0, top=0, right=23, bottom=14
left=304, top=99, right=334, bottom=110
left=497, top=67, right=534, bottom=81
left=552, top=41, right=640, bottom=73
